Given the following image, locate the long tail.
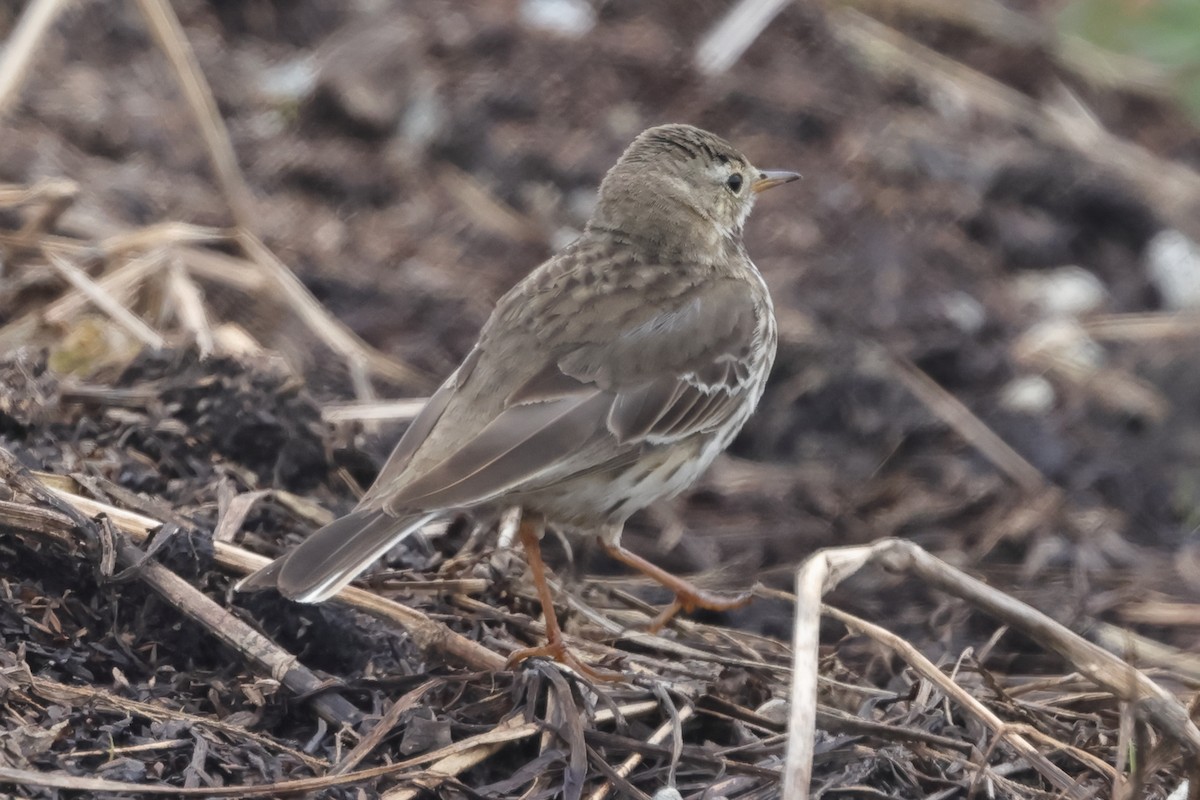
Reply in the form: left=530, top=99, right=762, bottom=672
left=236, top=509, right=438, bottom=603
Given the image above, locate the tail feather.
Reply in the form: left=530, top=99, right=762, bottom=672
left=236, top=509, right=438, bottom=603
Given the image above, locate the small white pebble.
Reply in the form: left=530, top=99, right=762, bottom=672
left=256, top=57, right=318, bottom=103
left=999, top=375, right=1056, bottom=415
left=395, top=75, right=445, bottom=149
left=1147, top=229, right=1200, bottom=310
left=520, top=0, right=596, bottom=37
left=1012, top=265, right=1107, bottom=318
left=940, top=290, right=986, bottom=334
left=652, top=790, right=683, bottom=800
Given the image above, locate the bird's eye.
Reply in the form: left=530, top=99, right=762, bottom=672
left=726, top=173, right=743, bottom=193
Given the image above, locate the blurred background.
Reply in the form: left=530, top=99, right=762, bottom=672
left=3, top=0, right=1200, bottom=656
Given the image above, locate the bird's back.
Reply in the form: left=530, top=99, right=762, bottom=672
left=357, top=229, right=773, bottom=524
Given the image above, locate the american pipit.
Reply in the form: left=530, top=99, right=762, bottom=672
left=239, top=124, right=798, bottom=678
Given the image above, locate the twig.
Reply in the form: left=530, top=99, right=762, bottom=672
left=212, top=489, right=274, bottom=544
left=20, top=673, right=326, bottom=770
left=45, top=251, right=165, bottom=350
left=783, top=538, right=1200, bottom=798
left=178, top=245, right=267, bottom=292
left=840, top=0, right=1171, bottom=96
left=438, top=163, right=544, bottom=243
left=165, top=258, right=215, bottom=357
left=322, top=399, right=427, bottom=424
left=0, top=0, right=72, bottom=120
left=100, top=222, right=228, bottom=256
left=132, top=0, right=255, bottom=227
left=237, top=230, right=431, bottom=389
left=114, top=544, right=365, bottom=729
left=0, top=500, right=75, bottom=549
left=891, top=550, right=1200, bottom=751
left=66, top=738, right=191, bottom=759
left=825, top=605, right=1112, bottom=783
left=331, top=680, right=438, bottom=776
left=0, top=722, right=542, bottom=797
left=695, top=0, right=791, bottom=76
left=878, top=344, right=1048, bottom=492
left=1083, top=312, right=1200, bottom=343
left=5, top=179, right=78, bottom=251
left=828, top=8, right=1200, bottom=229
left=381, top=715, right=534, bottom=800
left=0, top=453, right=365, bottom=729
left=2, top=248, right=157, bottom=345
left=1092, top=622, right=1200, bottom=683
left=38, top=246, right=160, bottom=323
left=0, top=178, right=79, bottom=209
left=39, top=480, right=507, bottom=673
left=587, top=704, right=695, bottom=800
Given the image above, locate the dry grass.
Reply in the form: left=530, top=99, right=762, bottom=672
left=0, top=1, right=1197, bottom=798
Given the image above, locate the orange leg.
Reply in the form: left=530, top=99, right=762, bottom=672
left=601, top=540, right=754, bottom=632
left=506, top=514, right=623, bottom=682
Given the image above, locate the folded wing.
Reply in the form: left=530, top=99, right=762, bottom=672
left=374, top=275, right=763, bottom=512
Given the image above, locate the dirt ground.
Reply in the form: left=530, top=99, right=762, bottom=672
left=1, top=0, right=1199, bottom=797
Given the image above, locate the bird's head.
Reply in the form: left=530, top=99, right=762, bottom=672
left=589, top=123, right=799, bottom=260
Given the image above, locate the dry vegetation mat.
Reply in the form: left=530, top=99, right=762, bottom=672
left=1, top=0, right=1199, bottom=798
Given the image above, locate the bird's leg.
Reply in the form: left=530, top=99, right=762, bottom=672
left=600, top=541, right=754, bottom=632
left=506, top=513, right=622, bottom=682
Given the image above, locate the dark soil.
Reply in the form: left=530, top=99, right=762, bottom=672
left=1, top=0, right=1198, bottom=797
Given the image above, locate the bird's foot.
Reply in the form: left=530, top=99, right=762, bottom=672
left=512, top=513, right=624, bottom=682
left=600, top=540, right=755, bottom=632
left=647, top=586, right=754, bottom=632
left=507, top=635, right=624, bottom=682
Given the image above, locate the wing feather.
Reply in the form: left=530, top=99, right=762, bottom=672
left=369, top=271, right=765, bottom=515
left=559, top=278, right=763, bottom=446
left=383, top=391, right=613, bottom=511
left=359, top=348, right=479, bottom=508
left=607, top=379, right=686, bottom=444
left=646, top=382, right=712, bottom=435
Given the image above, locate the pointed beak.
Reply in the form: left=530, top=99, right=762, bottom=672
left=752, top=170, right=801, bottom=194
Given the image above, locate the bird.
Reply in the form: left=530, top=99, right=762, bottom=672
left=238, top=123, right=799, bottom=678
